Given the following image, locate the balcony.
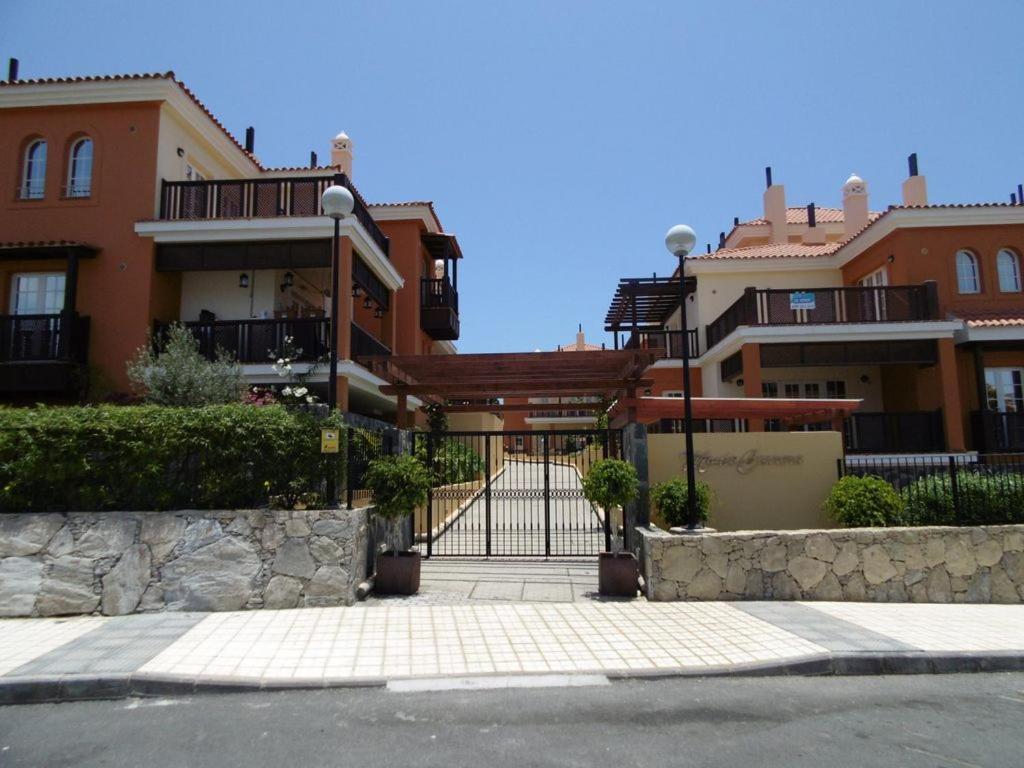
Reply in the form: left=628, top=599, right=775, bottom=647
left=0, top=313, right=90, bottom=394
left=845, top=411, right=946, bottom=453
left=157, top=173, right=390, bottom=258
left=706, top=283, right=940, bottom=350
left=972, top=411, right=1024, bottom=452
left=350, top=322, right=391, bottom=359
left=157, top=317, right=329, bottom=363
left=624, top=329, right=699, bottom=358
left=420, top=277, right=460, bottom=340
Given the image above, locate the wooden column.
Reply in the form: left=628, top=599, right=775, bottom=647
left=384, top=287, right=398, bottom=354
left=937, top=337, right=966, bottom=451
left=741, top=342, right=764, bottom=431
left=335, top=237, right=354, bottom=412
left=396, top=393, right=408, bottom=428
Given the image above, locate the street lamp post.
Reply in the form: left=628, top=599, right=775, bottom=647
left=321, top=181, right=355, bottom=507
left=665, top=224, right=700, bottom=529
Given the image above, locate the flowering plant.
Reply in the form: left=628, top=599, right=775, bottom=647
left=269, top=336, right=323, bottom=406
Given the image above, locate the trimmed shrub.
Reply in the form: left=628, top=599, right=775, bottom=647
left=825, top=475, right=904, bottom=527
left=0, top=405, right=343, bottom=511
left=414, top=438, right=484, bottom=486
left=651, top=478, right=712, bottom=528
left=902, top=471, right=1024, bottom=527
left=582, top=459, right=638, bottom=511
left=364, top=454, right=431, bottom=553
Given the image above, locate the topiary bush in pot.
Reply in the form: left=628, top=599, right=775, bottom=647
left=364, top=454, right=431, bottom=594
left=651, top=478, right=713, bottom=529
left=825, top=475, right=904, bottom=527
left=583, top=459, right=641, bottom=596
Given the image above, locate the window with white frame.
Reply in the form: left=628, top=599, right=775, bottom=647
left=857, top=267, right=889, bottom=287
left=20, top=139, right=47, bottom=199
left=10, top=273, right=65, bottom=315
left=67, top=137, right=93, bottom=197
left=956, top=249, right=981, bottom=294
left=985, top=368, right=1024, bottom=412
left=661, top=390, right=684, bottom=397
left=997, top=249, right=1021, bottom=293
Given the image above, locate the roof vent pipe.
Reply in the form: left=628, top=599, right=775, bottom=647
left=908, top=152, right=919, bottom=177
left=807, top=203, right=817, bottom=228
left=706, top=243, right=711, bottom=254
left=718, top=232, right=726, bottom=249
left=310, top=151, right=317, bottom=168
left=1018, top=184, right=1023, bottom=206
left=7, top=58, right=18, bottom=82
left=244, top=127, right=255, bottom=153
left=733, top=216, right=740, bottom=226
left=765, top=166, right=773, bottom=189
left=1013, top=193, right=1019, bottom=206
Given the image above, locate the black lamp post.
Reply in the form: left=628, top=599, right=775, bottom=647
left=665, top=224, right=700, bottom=529
left=321, top=181, right=355, bottom=507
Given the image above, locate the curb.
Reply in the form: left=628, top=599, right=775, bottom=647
left=1, top=651, right=1022, bottom=705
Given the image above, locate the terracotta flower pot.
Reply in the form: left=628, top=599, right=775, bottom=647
left=375, top=550, right=421, bottom=595
left=598, top=551, right=639, bottom=597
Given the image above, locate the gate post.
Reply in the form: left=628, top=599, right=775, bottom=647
left=485, top=436, right=492, bottom=557
left=622, top=423, right=649, bottom=555
left=543, top=435, right=551, bottom=557
left=426, top=432, right=434, bottom=557
left=345, top=426, right=355, bottom=510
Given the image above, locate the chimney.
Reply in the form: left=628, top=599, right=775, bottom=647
left=310, top=151, right=318, bottom=168
left=706, top=243, right=711, bottom=254
left=1014, top=193, right=1019, bottom=206
left=763, top=165, right=787, bottom=244
left=842, top=173, right=870, bottom=239
left=576, top=324, right=585, bottom=351
left=244, top=127, right=255, bottom=154
left=718, top=231, right=726, bottom=249
left=331, top=131, right=353, bottom=178
left=901, top=152, right=928, bottom=207
left=1018, top=184, right=1023, bottom=206
left=7, top=58, right=18, bottom=82
left=804, top=202, right=826, bottom=244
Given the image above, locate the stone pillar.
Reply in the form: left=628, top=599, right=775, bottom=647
left=937, top=337, right=966, bottom=451
left=742, top=343, right=764, bottom=431
left=622, top=421, right=649, bottom=555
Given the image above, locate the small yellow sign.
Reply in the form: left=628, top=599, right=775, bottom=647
left=321, top=428, right=340, bottom=454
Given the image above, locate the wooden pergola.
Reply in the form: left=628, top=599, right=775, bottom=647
left=362, top=350, right=663, bottom=426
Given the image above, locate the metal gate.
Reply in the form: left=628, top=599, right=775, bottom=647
left=413, top=429, right=622, bottom=558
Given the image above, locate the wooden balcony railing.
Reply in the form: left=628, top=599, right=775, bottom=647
left=158, top=173, right=390, bottom=258
left=705, top=283, right=939, bottom=350
left=0, top=313, right=89, bottom=363
left=624, top=329, right=699, bottom=358
left=350, top=322, right=391, bottom=359
left=845, top=410, right=945, bottom=453
left=158, top=317, right=330, bottom=364
left=972, top=411, right=1024, bottom=452
left=420, top=277, right=460, bottom=341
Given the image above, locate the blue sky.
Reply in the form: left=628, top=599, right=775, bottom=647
left=3, top=1, right=1023, bottom=353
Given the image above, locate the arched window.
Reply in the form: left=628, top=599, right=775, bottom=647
left=956, top=249, right=980, bottom=294
left=997, top=248, right=1021, bottom=293
left=67, top=137, right=93, bottom=198
left=20, top=139, right=47, bottom=199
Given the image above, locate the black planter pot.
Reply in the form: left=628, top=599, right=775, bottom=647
left=375, top=550, right=421, bottom=595
left=598, top=552, right=639, bottom=597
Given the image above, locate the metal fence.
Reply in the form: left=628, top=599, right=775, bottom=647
left=342, top=412, right=407, bottom=510
left=840, top=453, right=1024, bottom=525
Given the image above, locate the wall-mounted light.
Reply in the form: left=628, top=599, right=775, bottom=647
left=643, top=388, right=652, bottom=396
left=363, top=296, right=373, bottom=309
left=176, top=147, right=185, bottom=157
left=736, top=378, right=744, bottom=387
left=888, top=254, right=895, bottom=263
left=351, top=285, right=361, bottom=298
left=860, top=374, right=870, bottom=384
left=373, top=305, right=384, bottom=318
left=238, top=273, right=250, bottom=289
left=280, top=271, right=294, bottom=292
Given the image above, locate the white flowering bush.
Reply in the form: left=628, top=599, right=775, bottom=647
left=268, top=335, right=321, bottom=406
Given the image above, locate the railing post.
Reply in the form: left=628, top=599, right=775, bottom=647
left=345, top=426, right=355, bottom=510
left=484, top=436, right=492, bottom=557
left=948, top=454, right=961, bottom=523
left=543, top=435, right=551, bottom=558
left=922, top=280, right=940, bottom=320
left=744, top=286, right=759, bottom=324
left=425, top=432, right=434, bottom=557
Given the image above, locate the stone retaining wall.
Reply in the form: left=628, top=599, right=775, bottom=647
left=0, top=508, right=369, bottom=617
left=639, top=525, right=1024, bottom=603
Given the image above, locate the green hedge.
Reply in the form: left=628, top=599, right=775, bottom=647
left=825, top=475, right=905, bottom=527
left=414, top=438, right=484, bottom=486
left=0, top=405, right=344, bottom=511
left=902, top=472, right=1024, bottom=527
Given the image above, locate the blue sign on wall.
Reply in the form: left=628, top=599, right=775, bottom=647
left=789, top=291, right=816, bottom=311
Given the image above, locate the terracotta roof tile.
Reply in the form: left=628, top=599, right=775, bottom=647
left=693, top=242, right=841, bottom=261
left=834, top=202, right=1024, bottom=252
left=0, top=72, right=262, bottom=170
left=966, top=317, right=1024, bottom=328
left=740, top=207, right=882, bottom=226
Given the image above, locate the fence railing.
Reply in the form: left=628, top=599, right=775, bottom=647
left=972, top=411, right=1024, bottom=452
left=350, top=323, right=391, bottom=359
left=705, top=283, right=938, bottom=349
left=0, top=313, right=89, bottom=363
left=845, top=411, right=945, bottom=454
left=157, top=317, right=329, bottom=363
left=624, top=329, right=700, bottom=358
left=840, top=452, right=1024, bottom=525
left=420, top=277, right=458, bottom=312
left=158, top=172, right=390, bottom=257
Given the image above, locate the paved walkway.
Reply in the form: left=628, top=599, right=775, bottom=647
left=1, top=602, right=1023, bottom=703
left=431, top=461, right=604, bottom=557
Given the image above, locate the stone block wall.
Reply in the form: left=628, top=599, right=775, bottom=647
left=639, top=525, right=1024, bottom=603
left=0, top=508, right=369, bottom=617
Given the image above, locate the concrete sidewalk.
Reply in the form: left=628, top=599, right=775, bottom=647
left=1, top=601, right=1023, bottom=704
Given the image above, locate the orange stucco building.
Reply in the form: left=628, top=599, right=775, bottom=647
left=0, top=69, right=463, bottom=422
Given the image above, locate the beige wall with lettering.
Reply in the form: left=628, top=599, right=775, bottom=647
left=647, top=432, right=843, bottom=531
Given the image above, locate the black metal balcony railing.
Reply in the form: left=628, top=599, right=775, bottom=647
left=972, top=411, right=1024, bottom=452
left=158, top=318, right=330, bottom=364
left=420, top=277, right=460, bottom=341
left=158, top=173, right=390, bottom=258
left=705, top=284, right=939, bottom=350
left=624, top=329, right=699, bottom=358
left=350, top=322, right=391, bottom=358
left=845, top=411, right=945, bottom=454
left=528, top=410, right=596, bottom=419
left=0, top=313, right=90, bottom=363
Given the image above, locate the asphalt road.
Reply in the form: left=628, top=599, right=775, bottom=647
left=2, top=673, right=1023, bottom=767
